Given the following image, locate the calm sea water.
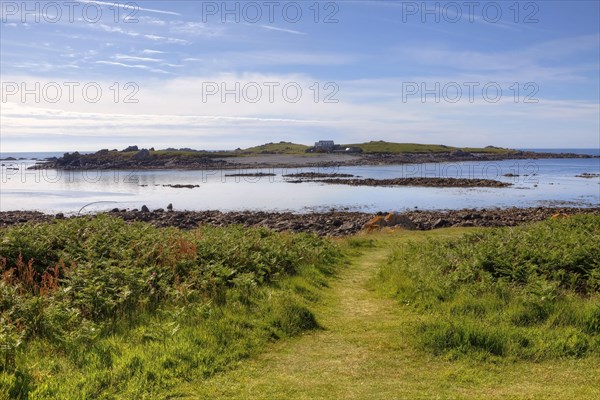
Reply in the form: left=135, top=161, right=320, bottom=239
left=1, top=150, right=598, bottom=214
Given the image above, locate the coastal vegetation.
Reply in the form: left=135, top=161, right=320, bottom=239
left=32, top=140, right=517, bottom=166
left=376, top=215, right=600, bottom=360
left=1, top=215, right=598, bottom=398
left=341, top=141, right=515, bottom=155
left=0, top=216, right=339, bottom=398
left=28, top=141, right=594, bottom=171
left=189, top=217, right=600, bottom=399
left=235, top=142, right=311, bottom=155
left=234, top=140, right=516, bottom=155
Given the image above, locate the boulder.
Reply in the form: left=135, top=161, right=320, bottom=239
left=122, top=145, right=139, bottom=152
left=432, top=218, right=449, bottom=228
left=384, top=212, right=416, bottom=230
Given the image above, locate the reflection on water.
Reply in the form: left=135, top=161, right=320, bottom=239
left=1, top=158, right=599, bottom=214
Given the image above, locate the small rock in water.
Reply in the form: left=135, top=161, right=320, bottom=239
left=167, top=203, right=173, bottom=211
left=110, top=208, right=120, bottom=213
left=141, top=205, right=150, bottom=213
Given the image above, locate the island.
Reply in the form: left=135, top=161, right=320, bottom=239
left=27, top=140, right=596, bottom=171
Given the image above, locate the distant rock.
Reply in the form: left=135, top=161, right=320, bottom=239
left=141, top=205, right=150, bottom=213
left=122, top=145, right=139, bottom=152
left=132, top=149, right=150, bottom=160
left=576, top=173, right=600, bottom=179
left=163, top=184, right=199, bottom=189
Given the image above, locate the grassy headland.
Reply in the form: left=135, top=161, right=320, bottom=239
left=340, top=141, right=515, bottom=154
left=235, top=141, right=515, bottom=155
left=234, top=142, right=311, bottom=155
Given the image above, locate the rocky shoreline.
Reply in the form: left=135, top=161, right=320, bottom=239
left=291, top=177, right=511, bottom=188
left=1, top=207, right=598, bottom=236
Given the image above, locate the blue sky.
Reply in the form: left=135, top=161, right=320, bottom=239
left=1, top=0, right=599, bottom=151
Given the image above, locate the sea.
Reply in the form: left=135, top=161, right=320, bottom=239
left=1, top=149, right=598, bottom=214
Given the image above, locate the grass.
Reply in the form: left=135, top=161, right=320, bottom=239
left=0, top=216, right=340, bottom=399
left=233, top=141, right=515, bottom=156
left=181, top=221, right=599, bottom=399
left=376, top=215, right=600, bottom=361
left=2, top=216, right=598, bottom=399
left=235, top=142, right=310, bottom=155
left=63, top=141, right=516, bottom=164
left=342, top=141, right=516, bottom=154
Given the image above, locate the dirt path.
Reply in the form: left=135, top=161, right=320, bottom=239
left=186, top=239, right=419, bottom=399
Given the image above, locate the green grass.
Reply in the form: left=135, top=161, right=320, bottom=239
left=235, top=142, right=310, bottom=155
left=376, top=215, right=600, bottom=361
left=180, top=226, right=600, bottom=399
left=62, top=142, right=517, bottom=166
left=237, top=141, right=515, bottom=155
left=342, top=141, right=516, bottom=154
left=0, top=216, right=340, bottom=399
left=3, top=216, right=598, bottom=399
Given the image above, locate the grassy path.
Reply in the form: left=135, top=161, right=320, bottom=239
left=181, top=231, right=600, bottom=400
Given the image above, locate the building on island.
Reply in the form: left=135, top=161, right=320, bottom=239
left=306, top=140, right=362, bottom=154
left=314, top=140, right=336, bottom=150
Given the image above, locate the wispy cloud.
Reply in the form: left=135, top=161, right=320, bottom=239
left=95, top=60, right=170, bottom=74
left=81, top=0, right=181, bottom=16
left=98, top=24, right=140, bottom=37
left=114, top=54, right=163, bottom=63
left=144, top=34, right=189, bottom=45
left=259, top=25, right=307, bottom=35
left=142, top=49, right=167, bottom=55
left=170, top=22, right=223, bottom=37
left=96, top=24, right=189, bottom=45
left=181, top=51, right=357, bottom=67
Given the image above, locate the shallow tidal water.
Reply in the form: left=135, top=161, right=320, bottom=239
left=0, top=154, right=598, bottom=215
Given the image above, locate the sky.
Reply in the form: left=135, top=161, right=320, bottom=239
left=0, top=0, right=599, bottom=152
